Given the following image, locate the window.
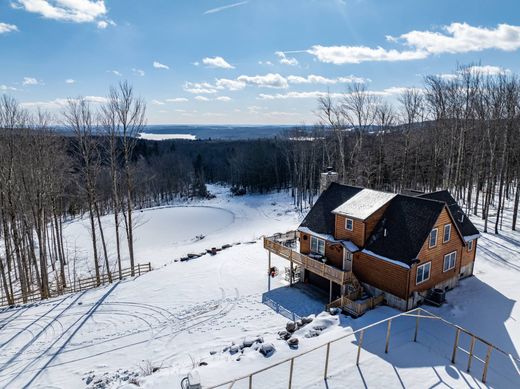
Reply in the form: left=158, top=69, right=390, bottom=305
left=310, top=236, right=325, bottom=255
left=429, top=228, right=438, bottom=248
left=467, top=240, right=473, bottom=252
left=443, top=224, right=451, bottom=243
left=443, top=251, right=457, bottom=271
left=345, top=218, right=354, bottom=231
left=416, top=262, right=431, bottom=284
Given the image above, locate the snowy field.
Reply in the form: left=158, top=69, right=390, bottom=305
left=0, top=186, right=519, bottom=388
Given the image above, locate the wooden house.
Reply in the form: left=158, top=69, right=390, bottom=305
left=264, top=171, right=480, bottom=315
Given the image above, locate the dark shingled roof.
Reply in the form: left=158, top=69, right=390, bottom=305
left=364, top=195, right=445, bottom=266
left=419, top=190, right=480, bottom=238
left=299, top=182, right=362, bottom=235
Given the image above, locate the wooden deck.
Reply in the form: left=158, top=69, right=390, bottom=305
left=264, top=232, right=355, bottom=286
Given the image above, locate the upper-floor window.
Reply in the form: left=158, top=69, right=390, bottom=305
left=345, top=218, right=354, bottom=231
left=416, top=262, right=431, bottom=284
left=443, top=251, right=457, bottom=271
left=443, top=224, right=451, bottom=243
left=429, top=228, right=438, bottom=248
left=467, top=240, right=473, bottom=252
left=310, top=236, right=325, bottom=255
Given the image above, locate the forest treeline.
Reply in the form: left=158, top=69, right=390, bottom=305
left=0, top=65, right=519, bottom=304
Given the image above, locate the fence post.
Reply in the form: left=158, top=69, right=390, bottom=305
left=466, top=336, right=476, bottom=372
left=148, top=262, right=151, bottom=272
left=288, top=358, right=295, bottom=389
left=357, top=329, right=365, bottom=365
left=451, top=328, right=461, bottom=364
left=248, top=374, right=252, bottom=389
left=482, top=345, right=492, bottom=383
left=138, top=264, right=141, bottom=276
left=324, top=342, right=331, bottom=380
left=385, top=319, right=392, bottom=353
left=414, top=309, right=421, bottom=342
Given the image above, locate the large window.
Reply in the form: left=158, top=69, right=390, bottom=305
left=443, top=251, right=457, bottom=271
left=345, top=218, right=354, bottom=231
left=310, top=236, right=325, bottom=255
left=443, top=224, right=451, bottom=243
left=429, top=228, right=438, bottom=248
left=416, top=262, right=431, bottom=284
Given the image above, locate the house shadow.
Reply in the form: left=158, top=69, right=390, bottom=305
left=262, top=277, right=519, bottom=388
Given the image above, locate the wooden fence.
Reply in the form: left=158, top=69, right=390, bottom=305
left=326, top=293, right=385, bottom=317
left=205, top=308, right=520, bottom=388
left=0, top=262, right=152, bottom=307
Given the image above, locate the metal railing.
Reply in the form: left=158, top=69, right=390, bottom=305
left=205, top=307, right=520, bottom=388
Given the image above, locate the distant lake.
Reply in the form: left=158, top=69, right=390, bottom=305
left=140, top=124, right=300, bottom=140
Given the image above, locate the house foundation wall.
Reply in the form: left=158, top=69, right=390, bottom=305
left=459, top=262, right=474, bottom=279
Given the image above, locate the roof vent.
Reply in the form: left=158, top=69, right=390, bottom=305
left=460, top=215, right=464, bottom=223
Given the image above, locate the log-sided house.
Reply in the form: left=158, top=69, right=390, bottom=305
left=264, top=171, right=480, bottom=315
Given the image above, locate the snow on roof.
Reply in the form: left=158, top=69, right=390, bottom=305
left=332, top=189, right=396, bottom=220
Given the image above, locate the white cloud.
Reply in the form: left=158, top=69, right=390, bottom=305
left=215, top=96, right=232, bottom=102
left=275, top=51, right=299, bottom=66
left=184, top=82, right=217, bottom=94
left=166, top=97, right=189, bottom=103
left=309, top=23, right=520, bottom=65
left=85, top=95, right=109, bottom=104
left=215, top=78, right=246, bottom=91
left=287, top=74, right=368, bottom=85
left=108, top=70, right=122, bottom=76
left=132, top=68, right=145, bottom=76
left=21, top=95, right=107, bottom=109
left=308, top=45, right=428, bottom=64
left=65, top=78, right=76, bottom=84
left=12, top=0, right=110, bottom=26
left=202, top=56, right=234, bottom=69
left=204, top=1, right=248, bottom=15
left=151, top=99, right=165, bottom=105
left=439, top=65, right=511, bottom=81
left=153, top=61, right=169, bottom=70
left=1, top=84, right=17, bottom=91
left=258, top=87, right=411, bottom=100
left=258, top=60, right=273, bottom=66
left=396, top=23, right=520, bottom=54
left=0, top=22, right=18, bottom=33
left=22, top=77, right=40, bottom=85
left=237, top=73, right=288, bottom=88
left=194, top=96, right=209, bottom=101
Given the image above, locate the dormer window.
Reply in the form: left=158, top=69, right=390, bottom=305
left=443, top=224, right=451, bottom=243
left=345, top=218, right=354, bottom=231
left=429, top=228, right=438, bottom=248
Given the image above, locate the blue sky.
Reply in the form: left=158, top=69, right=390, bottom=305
left=1, top=0, right=520, bottom=125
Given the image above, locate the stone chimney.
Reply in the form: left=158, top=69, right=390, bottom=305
left=319, top=167, right=339, bottom=193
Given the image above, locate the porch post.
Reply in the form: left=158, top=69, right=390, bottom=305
left=329, top=280, right=332, bottom=303
left=268, top=251, right=271, bottom=291
left=289, top=251, right=293, bottom=288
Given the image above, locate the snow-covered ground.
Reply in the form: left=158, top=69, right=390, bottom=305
left=0, top=186, right=519, bottom=388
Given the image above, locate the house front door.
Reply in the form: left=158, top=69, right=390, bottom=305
left=343, top=249, right=353, bottom=271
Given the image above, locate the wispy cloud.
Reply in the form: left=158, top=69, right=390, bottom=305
left=184, top=82, right=217, bottom=94
left=275, top=51, right=299, bottom=66
left=194, top=95, right=210, bottom=101
left=166, top=97, right=189, bottom=103
left=108, top=70, right=122, bottom=76
left=204, top=1, right=249, bottom=15
left=0, top=22, right=18, bottom=34
left=202, top=56, right=235, bottom=69
left=22, top=76, right=41, bottom=85
left=132, top=68, right=145, bottom=76
left=65, top=79, right=76, bottom=84
left=153, top=61, right=170, bottom=70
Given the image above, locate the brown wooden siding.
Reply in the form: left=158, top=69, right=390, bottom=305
left=461, top=239, right=477, bottom=267
left=354, top=252, right=410, bottom=299
left=364, top=203, right=390, bottom=243
left=299, top=233, right=343, bottom=269
left=334, top=215, right=365, bottom=247
left=409, top=207, right=464, bottom=294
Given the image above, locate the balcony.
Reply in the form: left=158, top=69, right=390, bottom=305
left=263, top=231, right=355, bottom=286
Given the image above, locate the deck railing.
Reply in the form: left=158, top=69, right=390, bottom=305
left=0, top=262, right=152, bottom=307
left=264, top=235, right=353, bottom=285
